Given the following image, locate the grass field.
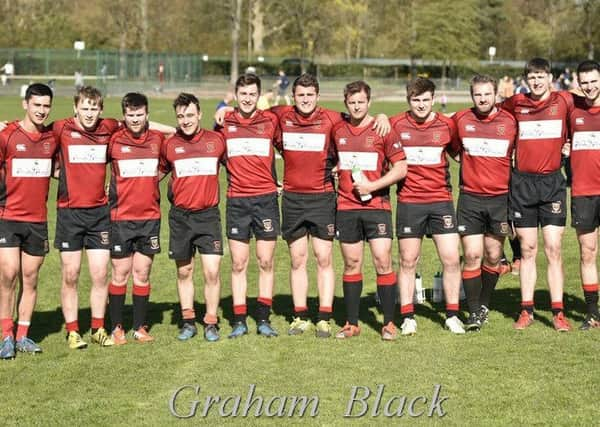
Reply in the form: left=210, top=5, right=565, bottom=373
left=0, top=95, right=597, bottom=426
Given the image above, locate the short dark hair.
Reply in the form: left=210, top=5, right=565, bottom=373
left=577, top=60, right=600, bottom=78
left=121, top=92, right=148, bottom=113
left=406, top=77, right=435, bottom=99
left=235, top=73, right=261, bottom=93
left=173, top=92, right=200, bottom=112
left=25, top=83, right=53, bottom=101
left=344, top=80, right=371, bottom=102
left=293, top=73, right=320, bottom=94
left=74, top=86, right=103, bottom=109
left=524, top=57, right=551, bottom=76
left=470, top=74, right=498, bottom=95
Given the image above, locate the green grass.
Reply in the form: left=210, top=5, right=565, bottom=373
left=0, top=96, right=596, bottom=426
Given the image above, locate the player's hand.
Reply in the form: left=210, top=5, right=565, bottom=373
left=353, top=179, right=374, bottom=196
left=0, top=121, right=7, bottom=131
left=373, top=114, right=391, bottom=137
left=214, top=106, right=234, bottom=126
left=561, top=142, right=571, bottom=157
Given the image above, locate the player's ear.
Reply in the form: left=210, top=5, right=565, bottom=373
left=198, top=111, right=203, bottom=121
left=22, top=99, right=28, bottom=111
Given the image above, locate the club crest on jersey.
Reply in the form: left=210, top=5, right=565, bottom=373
left=576, top=117, right=584, bottom=125
left=151, top=144, right=159, bottom=154
left=442, top=215, right=454, bottom=229
left=43, top=142, right=51, bottom=154
left=377, top=223, right=387, bottom=235
left=100, top=232, right=110, bottom=245
left=366, top=136, right=375, bottom=147
left=206, top=141, right=216, bottom=153
left=175, top=146, right=185, bottom=154
left=327, top=224, right=335, bottom=236
left=213, top=240, right=222, bottom=252
left=551, top=201, right=562, bottom=214
left=149, top=236, right=159, bottom=250
left=465, top=124, right=476, bottom=132
left=497, top=124, right=506, bottom=136
left=257, top=123, right=265, bottom=134
left=262, top=219, right=273, bottom=232
left=550, top=105, right=558, bottom=116
left=70, top=131, right=82, bottom=138
left=16, top=144, right=26, bottom=151
left=401, top=132, right=411, bottom=140
left=432, top=132, right=441, bottom=143
left=121, top=146, right=132, bottom=153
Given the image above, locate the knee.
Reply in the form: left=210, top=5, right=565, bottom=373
left=545, top=242, right=562, bottom=262
left=463, top=251, right=482, bottom=269
left=132, top=268, right=150, bottom=285
left=177, top=264, right=194, bottom=281
left=372, top=255, right=392, bottom=275
left=580, top=243, right=597, bottom=265
left=400, top=255, right=418, bottom=271
left=203, top=268, right=220, bottom=286
left=315, top=252, right=332, bottom=270
left=257, top=256, right=274, bottom=272
left=290, top=253, right=308, bottom=271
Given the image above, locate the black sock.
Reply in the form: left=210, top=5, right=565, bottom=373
left=462, top=272, right=482, bottom=314
left=343, top=275, right=363, bottom=326
left=318, top=309, right=332, bottom=322
left=109, top=293, right=126, bottom=330
left=377, top=285, right=397, bottom=325
left=510, top=237, right=521, bottom=261
left=480, top=268, right=500, bottom=308
left=132, top=294, right=149, bottom=330
left=256, top=300, right=271, bottom=323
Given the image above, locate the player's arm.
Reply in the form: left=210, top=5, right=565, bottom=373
left=353, top=159, right=407, bottom=196
left=372, top=113, right=390, bottom=137
left=214, top=106, right=235, bottom=126
left=148, top=120, right=176, bottom=136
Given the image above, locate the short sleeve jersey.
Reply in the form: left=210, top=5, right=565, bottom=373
left=108, top=128, right=163, bottom=221
left=160, top=129, right=226, bottom=210
left=568, top=95, right=600, bottom=197
left=453, top=108, right=517, bottom=196
left=332, top=119, right=405, bottom=211
left=271, top=105, right=342, bottom=193
left=390, top=112, right=458, bottom=203
left=54, top=117, right=119, bottom=208
left=0, top=121, right=57, bottom=222
left=502, top=91, right=573, bottom=174
left=217, top=109, right=280, bottom=198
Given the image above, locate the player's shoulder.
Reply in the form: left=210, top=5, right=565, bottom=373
left=389, top=111, right=409, bottom=127
left=270, top=104, right=293, bottom=118
left=497, top=107, right=518, bottom=125
left=452, top=108, right=472, bottom=124
left=97, top=118, right=120, bottom=133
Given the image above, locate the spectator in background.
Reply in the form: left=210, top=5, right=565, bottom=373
left=0, top=61, right=14, bottom=85
left=498, top=76, right=515, bottom=101
left=274, top=69, right=291, bottom=105
left=74, top=70, right=84, bottom=92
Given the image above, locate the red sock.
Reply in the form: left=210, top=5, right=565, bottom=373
left=66, top=320, right=79, bottom=333
left=15, top=321, right=30, bottom=341
left=1, top=318, right=14, bottom=338
left=91, top=317, right=104, bottom=330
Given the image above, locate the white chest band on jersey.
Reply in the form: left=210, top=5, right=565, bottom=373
left=403, top=146, right=444, bottom=165
left=12, top=158, right=52, bottom=177
left=572, top=131, right=600, bottom=151
left=282, top=132, right=326, bottom=152
left=174, top=157, right=218, bottom=177
left=226, top=138, right=271, bottom=157
left=462, top=137, right=509, bottom=157
left=518, top=120, right=562, bottom=140
left=68, top=145, right=107, bottom=163
left=117, top=158, right=158, bottom=178
left=338, top=151, right=378, bottom=171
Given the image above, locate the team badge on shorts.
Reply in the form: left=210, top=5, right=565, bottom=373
left=442, top=215, right=454, bottom=229
left=327, top=224, right=335, bottom=237
left=100, top=232, right=110, bottom=245
left=262, top=219, right=274, bottom=232
left=213, top=240, right=222, bottom=252
left=43, top=240, right=49, bottom=252
left=150, top=236, right=160, bottom=250
left=551, top=201, right=562, bottom=214
left=500, top=222, right=509, bottom=234
left=377, top=223, right=387, bottom=235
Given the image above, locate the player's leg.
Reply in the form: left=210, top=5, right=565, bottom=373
left=200, top=254, right=222, bottom=341
left=15, top=251, right=45, bottom=352
left=577, top=228, right=600, bottom=329
left=542, top=224, right=570, bottom=331
left=0, top=247, right=21, bottom=358
left=130, top=251, right=155, bottom=342
left=337, top=240, right=364, bottom=338
left=514, top=226, right=538, bottom=328
left=369, top=236, right=397, bottom=340
left=255, top=238, right=277, bottom=335
left=432, top=232, right=464, bottom=333
left=312, top=236, right=334, bottom=337
left=461, top=234, right=484, bottom=330
left=287, top=235, right=310, bottom=333
left=480, top=233, right=505, bottom=316
left=228, top=239, right=251, bottom=336
left=60, top=250, right=83, bottom=334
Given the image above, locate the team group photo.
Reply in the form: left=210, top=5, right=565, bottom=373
left=1, top=0, right=600, bottom=425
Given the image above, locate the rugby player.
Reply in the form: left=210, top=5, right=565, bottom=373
left=332, top=80, right=406, bottom=340
left=502, top=58, right=573, bottom=331
left=391, top=77, right=465, bottom=335
left=453, top=75, right=517, bottom=331
left=159, top=93, right=225, bottom=341
left=0, top=83, right=57, bottom=358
